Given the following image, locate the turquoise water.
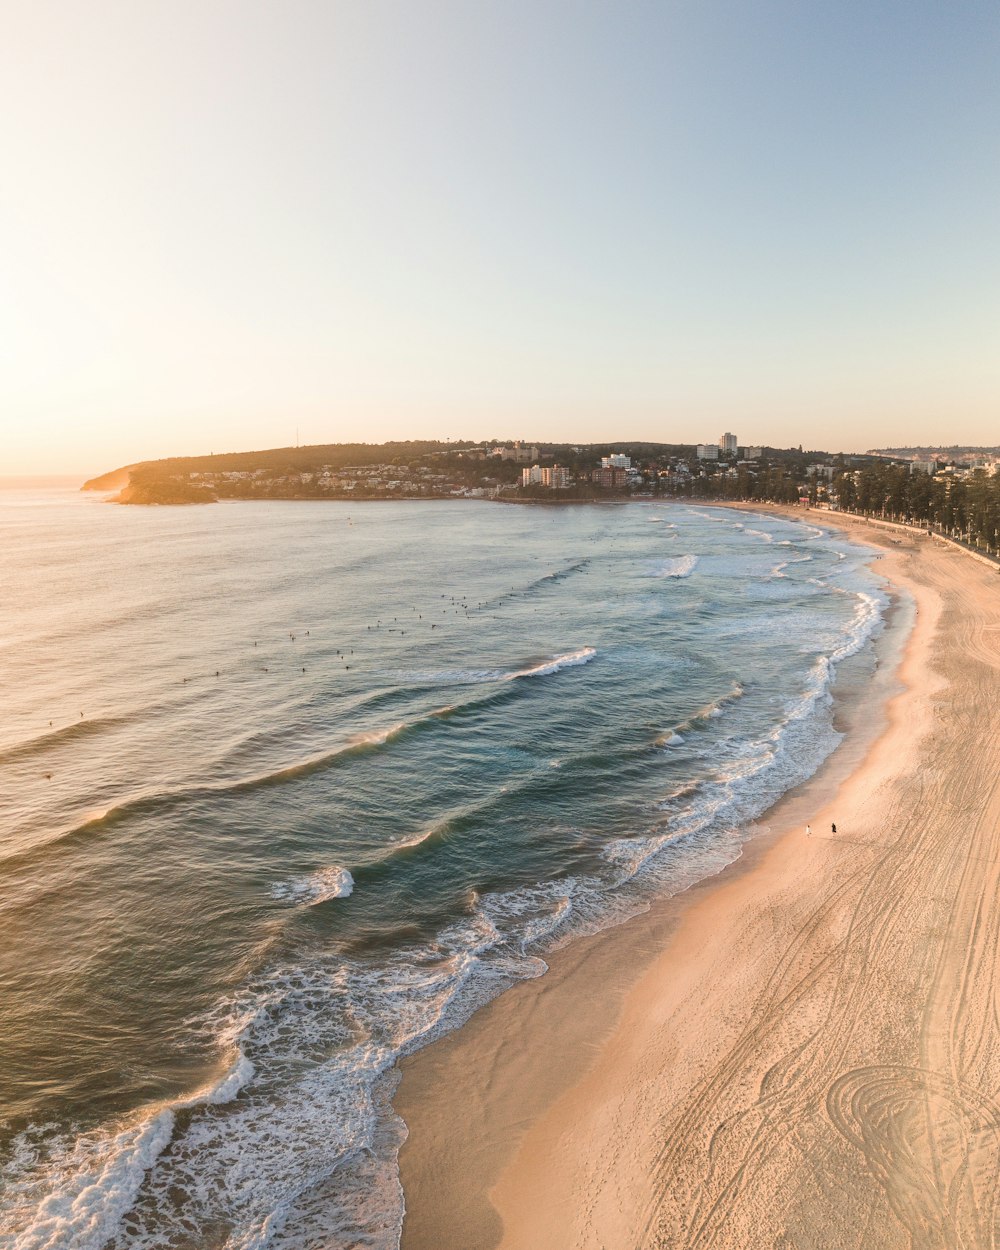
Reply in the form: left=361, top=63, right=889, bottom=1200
left=0, top=493, right=886, bottom=1248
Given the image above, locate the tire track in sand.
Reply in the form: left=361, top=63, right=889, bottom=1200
left=632, top=541, right=1000, bottom=1250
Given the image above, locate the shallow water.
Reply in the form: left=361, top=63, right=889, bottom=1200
left=0, top=493, right=886, bottom=1248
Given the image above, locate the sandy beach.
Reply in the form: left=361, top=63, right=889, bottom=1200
left=396, top=508, right=1000, bottom=1249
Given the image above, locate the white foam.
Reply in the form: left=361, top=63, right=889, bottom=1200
left=4, top=871, right=597, bottom=1249
left=653, top=683, right=743, bottom=748
left=200, top=1053, right=256, bottom=1105
left=6, top=1113, right=175, bottom=1250
left=479, top=881, right=575, bottom=948
left=140, top=904, right=554, bottom=1245
left=509, top=647, right=596, bottom=679
left=270, top=866, right=354, bottom=905
left=693, top=687, right=744, bottom=725
left=1, top=1036, right=260, bottom=1250
left=771, top=554, right=812, bottom=578
left=603, top=566, right=887, bottom=904
left=649, top=555, right=699, bottom=579
left=390, top=825, right=438, bottom=852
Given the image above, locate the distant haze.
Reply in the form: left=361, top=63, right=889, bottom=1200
left=2, top=0, right=998, bottom=474
left=0, top=476, right=87, bottom=489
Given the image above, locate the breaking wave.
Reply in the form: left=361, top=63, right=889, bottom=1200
left=270, top=866, right=354, bottom=905
left=648, top=555, right=699, bottom=579
left=508, top=647, right=597, bottom=678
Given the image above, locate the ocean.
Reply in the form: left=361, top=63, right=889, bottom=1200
left=0, top=491, right=888, bottom=1249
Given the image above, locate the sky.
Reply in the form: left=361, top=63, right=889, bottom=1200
left=2, top=0, right=998, bottom=474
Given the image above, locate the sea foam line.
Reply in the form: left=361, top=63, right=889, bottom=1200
left=654, top=682, right=745, bottom=746
left=1, top=1054, right=256, bottom=1250
left=612, top=585, right=886, bottom=889
left=2, top=883, right=568, bottom=1250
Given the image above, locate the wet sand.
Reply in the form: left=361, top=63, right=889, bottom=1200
left=396, top=509, right=1000, bottom=1249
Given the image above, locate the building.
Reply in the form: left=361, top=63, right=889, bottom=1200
left=521, top=463, right=571, bottom=489
left=591, top=467, right=629, bottom=488
left=744, top=446, right=762, bottom=460
left=696, top=444, right=720, bottom=461
left=910, top=460, right=937, bottom=475
left=601, top=454, right=632, bottom=469
left=719, top=432, right=738, bottom=455
left=494, top=442, right=540, bottom=463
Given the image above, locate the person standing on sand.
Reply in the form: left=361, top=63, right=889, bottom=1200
left=831, top=822, right=837, bottom=834
left=806, top=824, right=812, bottom=836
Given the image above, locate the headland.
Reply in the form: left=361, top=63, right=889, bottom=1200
left=80, top=440, right=873, bottom=506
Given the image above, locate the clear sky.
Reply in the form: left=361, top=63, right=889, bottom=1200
left=2, top=0, right=998, bottom=474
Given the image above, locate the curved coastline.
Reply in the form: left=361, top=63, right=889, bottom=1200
left=394, top=505, right=990, bottom=1250
left=0, top=499, right=920, bottom=1247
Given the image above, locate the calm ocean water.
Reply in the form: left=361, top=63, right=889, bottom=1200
left=0, top=491, right=887, bottom=1249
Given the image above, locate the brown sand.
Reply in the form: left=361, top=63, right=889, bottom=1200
left=396, top=510, right=1000, bottom=1250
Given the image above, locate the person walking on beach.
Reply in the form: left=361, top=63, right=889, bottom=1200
left=806, top=824, right=812, bottom=837
left=831, top=822, right=837, bottom=834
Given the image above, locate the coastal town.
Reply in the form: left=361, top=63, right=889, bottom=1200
left=86, top=434, right=999, bottom=500
left=85, top=436, right=1000, bottom=552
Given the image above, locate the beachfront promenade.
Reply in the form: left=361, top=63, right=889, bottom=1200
left=398, top=512, right=1000, bottom=1250
left=812, top=504, right=1000, bottom=571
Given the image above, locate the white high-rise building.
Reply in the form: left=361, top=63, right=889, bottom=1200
left=601, top=454, right=632, bottom=469
left=522, top=464, right=571, bottom=488
left=696, top=444, right=719, bottom=460
left=719, top=432, right=738, bottom=455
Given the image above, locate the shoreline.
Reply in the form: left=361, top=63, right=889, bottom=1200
left=394, top=506, right=992, bottom=1248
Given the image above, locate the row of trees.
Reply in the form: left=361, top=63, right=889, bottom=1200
left=833, top=464, right=1000, bottom=552
left=673, top=464, right=804, bottom=503
left=680, top=459, right=1000, bottom=555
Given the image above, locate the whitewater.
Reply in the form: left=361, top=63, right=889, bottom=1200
left=0, top=493, right=888, bottom=1249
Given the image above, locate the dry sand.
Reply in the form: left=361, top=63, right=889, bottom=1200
left=396, top=510, right=1000, bottom=1250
